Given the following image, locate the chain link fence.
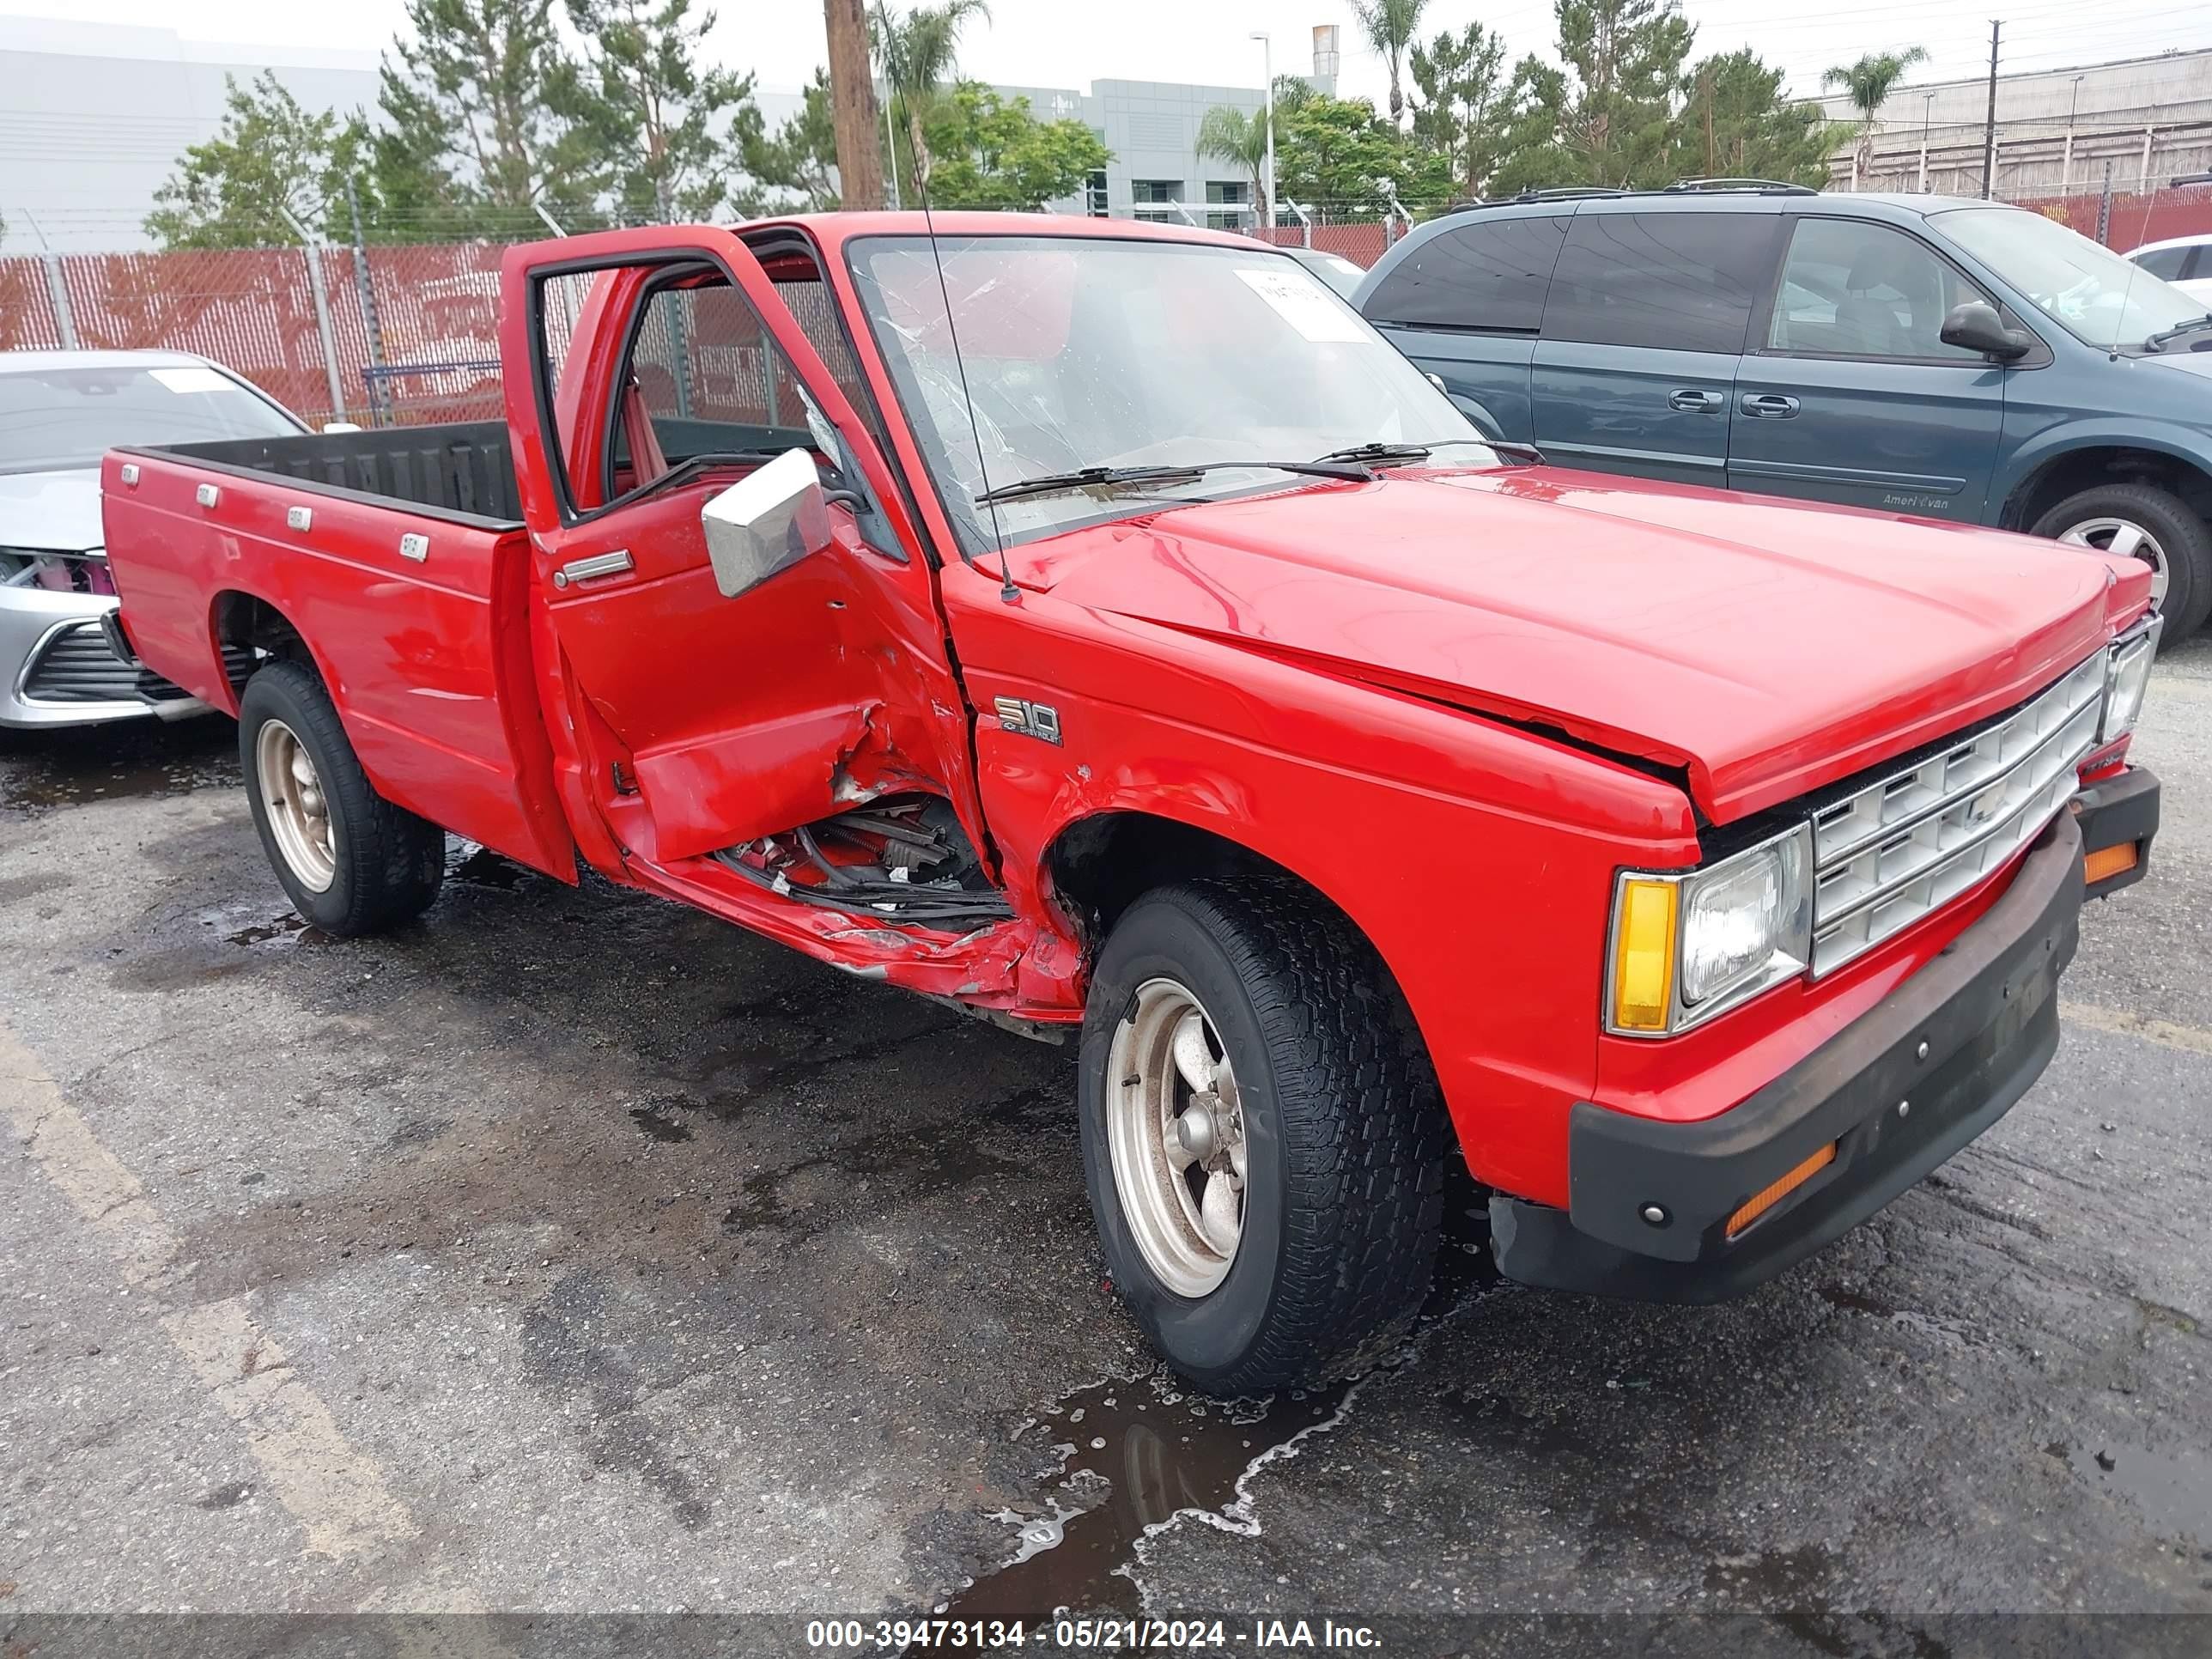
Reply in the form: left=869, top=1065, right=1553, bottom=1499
left=7, top=187, right=2208, bottom=428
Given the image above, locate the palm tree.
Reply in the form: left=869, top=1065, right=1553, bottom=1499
left=1196, top=104, right=1271, bottom=226
left=1352, top=0, right=1428, bottom=129
left=1822, top=46, right=1929, bottom=188
left=869, top=0, right=989, bottom=195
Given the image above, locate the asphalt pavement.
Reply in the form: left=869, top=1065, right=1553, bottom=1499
left=2, top=636, right=2208, bottom=1658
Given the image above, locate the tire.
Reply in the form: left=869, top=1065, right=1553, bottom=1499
left=1077, top=878, right=1449, bottom=1395
left=237, top=660, right=445, bottom=937
left=2031, top=482, right=2212, bottom=641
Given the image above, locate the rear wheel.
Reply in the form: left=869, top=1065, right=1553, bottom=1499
left=2032, top=482, right=2212, bottom=639
left=238, top=660, right=445, bottom=936
left=1078, top=878, right=1448, bottom=1395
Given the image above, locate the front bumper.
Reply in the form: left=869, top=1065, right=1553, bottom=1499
left=0, top=586, right=209, bottom=729
left=1492, top=786, right=2144, bottom=1303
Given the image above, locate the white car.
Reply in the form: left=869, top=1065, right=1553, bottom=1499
left=1, top=349, right=307, bottom=728
left=2125, top=234, right=2212, bottom=307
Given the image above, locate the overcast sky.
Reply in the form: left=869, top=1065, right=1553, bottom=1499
left=6, top=0, right=2209, bottom=106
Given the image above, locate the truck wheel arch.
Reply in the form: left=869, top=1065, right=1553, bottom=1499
left=210, top=591, right=331, bottom=711
left=1042, top=810, right=1424, bottom=1021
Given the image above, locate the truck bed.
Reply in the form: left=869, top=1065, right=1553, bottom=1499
left=101, top=425, right=574, bottom=879
left=157, top=421, right=524, bottom=527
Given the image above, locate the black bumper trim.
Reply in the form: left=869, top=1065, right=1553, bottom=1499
left=2075, top=764, right=2160, bottom=900
left=1492, top=811, right=2087, bottom=1304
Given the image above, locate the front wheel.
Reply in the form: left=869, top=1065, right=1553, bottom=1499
left=2032, top=482, right=2212, bottom=640
left=238, top=660, right=445, bottom=937
left=1078, top=879, right=1448, bottom=1395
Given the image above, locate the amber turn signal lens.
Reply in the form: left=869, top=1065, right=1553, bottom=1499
left=1612, top=878, right=1679, bottom=1032
left=2083, top=842, right=2140, bottom=884
left=1726, top=1141, right=1837, bottom=1239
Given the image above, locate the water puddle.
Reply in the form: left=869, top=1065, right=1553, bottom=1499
left=450, top=844, right=534, bottom=890
left=940, top=1225, right=1502, bottom=1626
left=0, top=722, right=234, bottom=814
left=225, top=913, right=330, bottom=948
left=940, top=1374, right=1355, bottom=1624
left=2057, top=1439, right=2212, bottom=1542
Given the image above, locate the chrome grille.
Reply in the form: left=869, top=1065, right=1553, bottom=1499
left=20, top=621, right=243, bottom=707
left=1809, top=652, right=2105, bottom=975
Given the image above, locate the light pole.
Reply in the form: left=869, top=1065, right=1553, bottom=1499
left=1250, top=31, right=1275, bottom=235
left=2060, top=72, right=2084, bottom=195
left=1919, top=91, right=1935, bottom=192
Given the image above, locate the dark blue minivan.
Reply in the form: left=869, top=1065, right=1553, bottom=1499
left=1355, top=185, right=2212, bottom=637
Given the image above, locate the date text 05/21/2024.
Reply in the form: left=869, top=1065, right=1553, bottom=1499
left=804, top=1617, right=1382, bottom=1649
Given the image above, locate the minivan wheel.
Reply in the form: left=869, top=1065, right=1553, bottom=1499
left=238, top=660, right=446, bottom=937
left=1077, top=878, right=1448, bottom=1395
left=2033, top=483, right=2212, bottom=639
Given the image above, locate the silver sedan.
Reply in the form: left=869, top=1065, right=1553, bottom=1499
left=1, top=349, right=307, bottom=728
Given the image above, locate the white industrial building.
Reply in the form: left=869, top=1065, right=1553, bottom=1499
left=1820, top=46, right=2212, bottom=200
left=0, top=13, right=1340, bottom=252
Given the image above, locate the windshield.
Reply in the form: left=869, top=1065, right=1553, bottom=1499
left=1933, top=206, right=2206, bottom=349
left=847, top=235, right=1492, bottom=550
left=0, top=363, right=301, bottom=474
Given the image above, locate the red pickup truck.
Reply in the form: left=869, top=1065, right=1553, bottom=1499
left=100, top=215, right=2162, bottom=1394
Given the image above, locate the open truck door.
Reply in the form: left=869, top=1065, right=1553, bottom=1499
left=499, top=226, right=989, bottom=873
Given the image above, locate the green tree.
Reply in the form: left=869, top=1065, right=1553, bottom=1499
left=374, top=0, right=597, bottom=235
left=1484, top=56, right=1571, bottom=196
left=1408, top=23, right=1508, bottom=201
left=920, top=82, right=1109, bottom=210
left=145, top=72, right=374, bottom=248
left=739, top=66, right=844, bottom=212
left=1351, top=0, right=1430, bottom=130
left=1822, top=47, right=1928, bottom=187
left=1676, top=51, right=1852, bottom=187
left=1554, top=0, right=1695, bottom=188
left=870, top=0, right=990, bottom=196
left=1274, top=93, right=1448, bottom=217
left=560, top=0, right=763, bottom=219
left=1195, top=103, right=1272, bottom=226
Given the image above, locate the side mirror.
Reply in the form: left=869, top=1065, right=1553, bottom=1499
left=320, top=421, right=362, bottom=434
left=701, top=447, right=833, bottom=599
left=1939, top=301, right=2033, bottom=362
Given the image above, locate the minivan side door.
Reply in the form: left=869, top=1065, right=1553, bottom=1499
left=1729, top=216, right=2008, bottom=520
left=1359, top=212, right=1569, bottom=442
left=1529, top=210, right=1783, bottom=487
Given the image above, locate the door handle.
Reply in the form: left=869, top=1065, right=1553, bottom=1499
left=1741, top=393, right=1801, bottom=418
left=1668, top=388, right=1723, bottom=412
left=553, top=549, right=635, bottom=589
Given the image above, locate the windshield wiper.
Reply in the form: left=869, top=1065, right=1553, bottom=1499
left=2144, top=313, right=2212, bottom=351
left=973, top=458, right=1372, bottom=507
left=1310, top=437, right=1547, bottom=467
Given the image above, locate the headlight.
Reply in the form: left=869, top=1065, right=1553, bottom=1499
left=1607, top=825, right=1814, bottom=1036
left=2099, top=616, right=2160, bottom=743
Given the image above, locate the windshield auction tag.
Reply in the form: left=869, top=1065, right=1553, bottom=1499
left=148, top=367, right=234, bottom=395
left=1234, top=267, right=1368, bottom=343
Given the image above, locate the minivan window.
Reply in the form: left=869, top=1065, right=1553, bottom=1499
left=1541, top=213, right=1780, bottom=355
left=1934, top=206, right=2203, bottom=349
left=1766, top=218, right=1986, bottom=360
left=1364, top=216, right=1568, bottom=333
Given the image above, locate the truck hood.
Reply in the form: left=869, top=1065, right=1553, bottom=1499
left=0, top=467, right=102, bottom=553
left=1015, top=468, right=2129, bottom=823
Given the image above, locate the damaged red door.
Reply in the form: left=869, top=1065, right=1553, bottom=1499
left=507, top=228, right=982, bottom=870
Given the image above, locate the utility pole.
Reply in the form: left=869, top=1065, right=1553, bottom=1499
left=1980, top=20, right=2001, bottom=199
left=824, top=0, right=886, bottom=210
